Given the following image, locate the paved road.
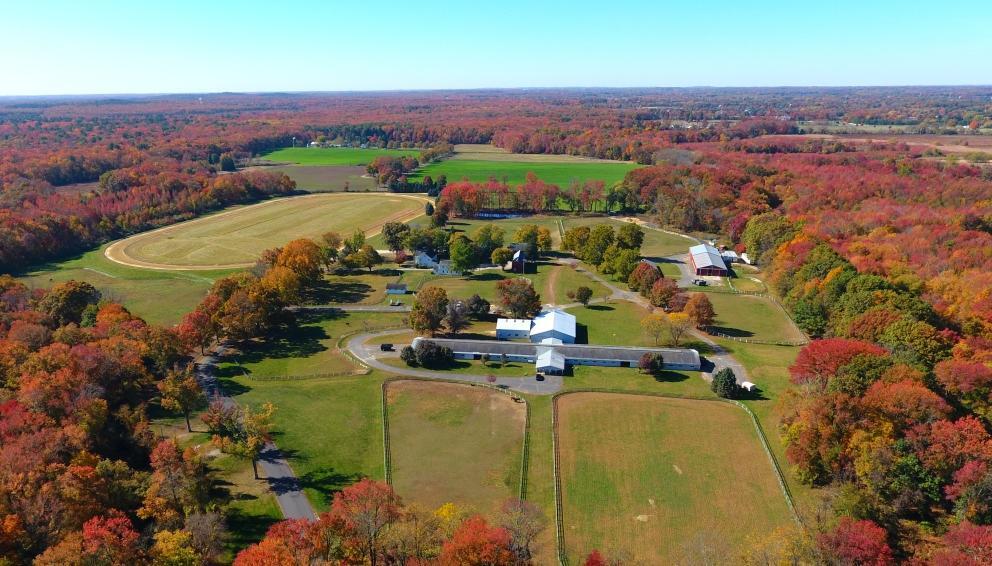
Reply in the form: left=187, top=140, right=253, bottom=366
left=346, top=329, right=565, bottom=395
left=196, top=347, right=317, bottom=521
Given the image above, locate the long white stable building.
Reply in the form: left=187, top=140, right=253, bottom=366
left=412, top=337, right=701, bottom=375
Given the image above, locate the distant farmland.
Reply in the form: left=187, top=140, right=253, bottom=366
left=409, top=159, right=640, bottom=187
left=260, top=146, right=421, bottom=166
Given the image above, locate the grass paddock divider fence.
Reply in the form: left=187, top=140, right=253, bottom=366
left=549, top=388, right=801, bottom=565
left=379, top=376, right=531, bottom=501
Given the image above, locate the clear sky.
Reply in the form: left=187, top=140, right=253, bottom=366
left=1, top=0, right=989, bottom=96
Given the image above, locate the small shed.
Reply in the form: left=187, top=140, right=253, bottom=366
left=385, top=283, right=408, bottom=295
left=740, top=381, right=756, bottom=392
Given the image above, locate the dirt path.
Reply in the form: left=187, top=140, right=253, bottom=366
left=545, top=265, right=561, bottom=305
left=104, top=193, right=431, bottom=271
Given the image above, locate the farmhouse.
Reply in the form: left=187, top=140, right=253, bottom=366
left=433, top=260, right=456, bottom=276
left=412, top=337, right=701, bottom=372
left=495, top=309, right=577, bottom=343
left=414, top=251, right=438, bottom=268
left=688, top=243, right=729, bottom=277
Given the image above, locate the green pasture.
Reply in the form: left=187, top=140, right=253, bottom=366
left=409, top=159, right=640, bottom=187
left=260, top=147, right=421, bottom=166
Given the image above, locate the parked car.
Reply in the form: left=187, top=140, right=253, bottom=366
left=692, top=279, right=707, bottom=286
left=380, top=343, right=394, bottom=352
left=535, top=373, right=545, bottom=381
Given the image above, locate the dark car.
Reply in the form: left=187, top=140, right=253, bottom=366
left=535, top=373, right=545, bottom=381
left=693, top=279, right=708, bottom=286
left=380, top=343, right=394, bottom=352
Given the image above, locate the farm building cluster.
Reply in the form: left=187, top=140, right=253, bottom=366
left=687, top=243, right=747, bottom=277
left=417, top=309, right=700, bottom=375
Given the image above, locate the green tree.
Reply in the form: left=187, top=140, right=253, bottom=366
left=513, top=225, right=541, bottom=256
left=349, top=245, right=382, bottom=272
left=742, top=212, right=798, bottom=265
left=219, top=154, right=236, bottom=172
left=711, top=368, right=739, bottom=398
left=381, top=222, right=411, bottom=252
left=473, top=224, right=505, bottom=257
left=561, top=226, right=590, bottom=253
left=449, top=237, right=479, bottom=274
left=581, top=225, right=615, bottom=265
left=616, top=223, right=644, bottom=250
left=35, top=280, right=102, bottom=326
left=445, top=301, right=471, bottom=335
left=491, top=247, right=515, bottom=266
left=573, top=286, right=593, bottom=306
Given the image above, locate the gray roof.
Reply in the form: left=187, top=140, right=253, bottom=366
left=416, top=338, right=701, bottom=369
left=536, top=348, right=566, bottom=370
left=689, top=243, right=728, bottom=271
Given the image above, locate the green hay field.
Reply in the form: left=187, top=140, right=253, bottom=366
left=410, top=159, right=640, bottom=187
left=556, top=393, right=793, bottom=564
left=385, top=380, right=526, bottom=515
left=258, top=165, right=377, bottom=192
left=705, top=293, right=806, bottom=343
left=260, top=147, right=421, bottom=166
left=109, top=193, right=426, bottom=269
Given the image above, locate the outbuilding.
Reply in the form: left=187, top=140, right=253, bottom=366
left=496, top=318, right=532, bottom=340
left=385, top=283, right=408, bottom=295
left=688, top=243, right=729, bottom=276
left=535, top=348, right=566, bottom=375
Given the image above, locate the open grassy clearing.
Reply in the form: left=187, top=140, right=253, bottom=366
left=217, top=311, right=407, bottom=379
left=409, top=160, right=639, bottom=187
left=109, top=193, right=426, bottom=269
left=306, top=269, right=406, bottom=305
left=557, top=393, right=793, bottom=564
left=260, top=147, right=421, bottom=166
left=706, top=293, right=806, bottom=343
left=449, top=144, right=629, bottom=163
left=256, top=165, right=377, bottom=192
left=18, top=245, right=231, bottom=325
left=386, top=380, right=526, bottom=515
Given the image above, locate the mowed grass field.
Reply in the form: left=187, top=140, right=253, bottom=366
left=561, top=217, right=694, bottom=259
left=18, top=246, right=232, bottom=325
left=556, top=393, right=793, bottom=563
left=257, top=165, right=377, bottom=192
left=109, top=193, right=426, bottom=269
left=706, top=293, right=807, bottom=343
left=385, top=380, right=526, bottom=515
left=260, top=147, right=421, bottom=166
left=409, top=159, right=639, bottom=187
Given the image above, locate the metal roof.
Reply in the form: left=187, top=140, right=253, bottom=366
left=496, top=318, right=533, bottom=331
left=536, top=349, right=566, bottom=370
left=418, top=338, right=701, bottom=369
left=530, top=309, right=576, bottom=338
left=689, top=243, right=728, bottom=271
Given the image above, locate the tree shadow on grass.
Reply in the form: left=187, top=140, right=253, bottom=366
left=233, top=325, right=330, bottom=367
left=585, top=304, right=615, bottom=311
left=735, top=388, right=771, bottom=402
left=215, top=377, right=253, bottom=396
left=652, top=370, right=690, bottom=383
left=708, top=326, right=754, bottom=338
left=226, top=503, right=280, bottom=551
left=306, top=280, right=374, bottom=304
left=466, top=271, right=505, bottom=282
left=297, top=468, right=361, bottom=499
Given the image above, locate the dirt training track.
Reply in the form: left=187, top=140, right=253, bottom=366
left=104, top=193, right=431, bottom=271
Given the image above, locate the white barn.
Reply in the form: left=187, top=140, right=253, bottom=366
left=529, top=310, right=576, bottom=344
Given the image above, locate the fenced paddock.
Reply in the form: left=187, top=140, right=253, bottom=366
left=553, top=391, right=795, bottom=565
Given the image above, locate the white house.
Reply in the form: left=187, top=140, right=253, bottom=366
left=414, top=251, right=438, bottom=269
left=496, top=318, right=532, bottom=340
left=529, top=310, right=576, bottom=344
left=433, top=260, right=456, bottom=276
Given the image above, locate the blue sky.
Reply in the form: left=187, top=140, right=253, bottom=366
left=1, top=0, right=989, bottom=95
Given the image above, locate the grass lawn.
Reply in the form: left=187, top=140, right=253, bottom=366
left=111, top=193, right=426, bottom=269
left=257, top=165, right=377, bottom=192
left=306, top=269, right=406, bottom=305
left=556, top=393, right=794, bottom=564
left=567, top=301, right=653, bottom=346
left=705, top=293, right=806, bottom=344
left=217, top=311, right=407, bottom=379
left=385, top=380, right=526, bottom=515
left=380, top=357, right=537, bottom=378
left=260, top=147, right=421, bottom=166
left=730, top=274, right=767, bottom=293
left=409, top=160, right=639, bottom=187
left=18, top=245, right=232, bottom=325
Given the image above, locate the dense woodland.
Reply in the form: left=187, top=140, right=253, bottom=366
left=3, top=89, right=992, bottom=563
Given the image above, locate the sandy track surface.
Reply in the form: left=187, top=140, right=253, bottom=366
left=104, top=193, right=430, bottom=271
